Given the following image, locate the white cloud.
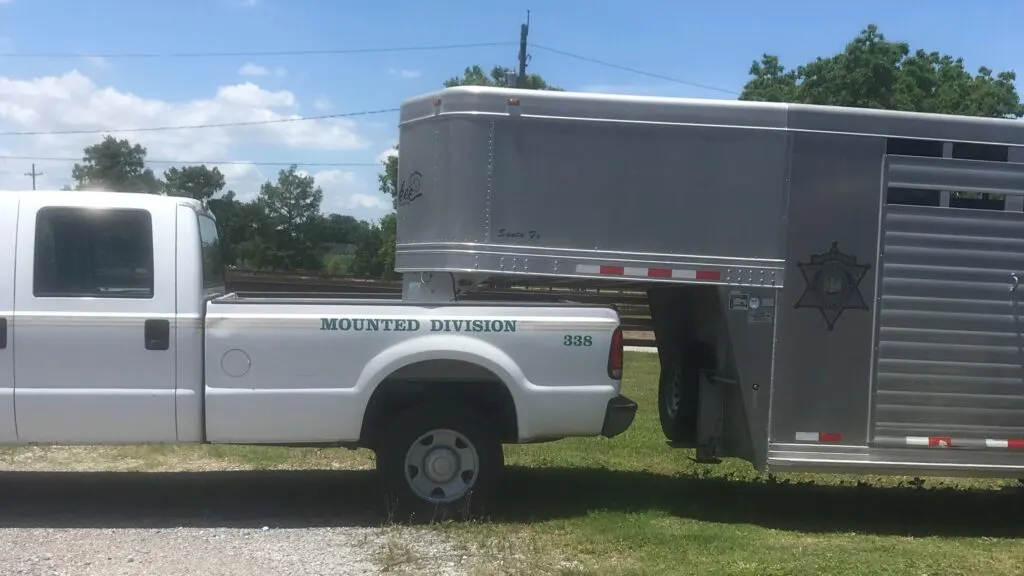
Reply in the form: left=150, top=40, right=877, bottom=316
left=376, top=146, right=398, bottom=163
left=84, top=56, right=112, bottom=70
left=388, top=68, right=422, bottom=79
left=238, top=63, right=287, bottom=78
left=313, top=97, right=332, bottom=111
left=346, top=192, right=389, bottom=210
left=210, top=162, right=266, bottom=201
left=216, top=82, right=295, bottom=107
left=238, top=63, right=269, bottom=77
left=0, top=69, right=373, bottom=197
left=299, top=168, right=390, bottom=217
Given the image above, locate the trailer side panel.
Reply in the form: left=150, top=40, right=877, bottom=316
left=769, top=131, right=885, bottom=449
left=396, top=89, right=788, bottom=285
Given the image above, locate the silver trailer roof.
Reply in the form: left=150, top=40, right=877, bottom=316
left=400, top=86, right=1024, bottom=147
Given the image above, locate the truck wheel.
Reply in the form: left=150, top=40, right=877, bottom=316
left=658, top=355, right=687, bottom=441
left=375, top=402, right=503, bottom=522
left=658, top=345, right=702, bottom=444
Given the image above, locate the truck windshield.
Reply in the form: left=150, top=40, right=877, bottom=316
left=198, top=214, right=225, bottom=294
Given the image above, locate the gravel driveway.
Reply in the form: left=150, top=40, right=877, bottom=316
left=0, top=448, right=479, bottom=575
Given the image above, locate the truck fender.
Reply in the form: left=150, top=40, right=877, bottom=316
left=351, top=333, right=528, bottom=426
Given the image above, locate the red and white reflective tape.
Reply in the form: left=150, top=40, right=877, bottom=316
left=905, top=436, right=952, bottom=447
left=575, top=264, right=722, bottom=281
left=985, top=439, right=1024, bottom=449
left=795, top=431, right=843, bottom=443
left=903, top=436, right=1024, bottom=449
left=800, top=433, right=1024, bottom=448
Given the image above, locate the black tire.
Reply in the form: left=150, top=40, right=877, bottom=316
left=375, top=401, right=504, bottom=522
left=658, top=345, right=703, bottom=444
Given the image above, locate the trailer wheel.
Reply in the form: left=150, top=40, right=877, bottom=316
left=375, top=401, right=504, bottom=522
left=658, top=343, right=707, bottom=443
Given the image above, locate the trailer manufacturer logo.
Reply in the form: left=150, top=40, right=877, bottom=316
left=794, top=241, right=871, bottom=331
left=396, top=170, right=423, bottom=207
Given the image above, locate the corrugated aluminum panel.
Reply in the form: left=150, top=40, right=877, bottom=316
left=873, top=204, right=1024, bottom=439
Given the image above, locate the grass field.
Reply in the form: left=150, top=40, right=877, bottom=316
left=435, top=353, right=1024, bottom=575
left=2, top=352, right=1024, bottom=575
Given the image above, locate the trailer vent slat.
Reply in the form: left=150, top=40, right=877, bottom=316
left=871, top=204, right=1024, bottom=441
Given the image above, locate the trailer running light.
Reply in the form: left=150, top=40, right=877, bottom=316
left=508, top=98, right=520, bottom=106
left=608, top=327, right=623, bottom=380
left=432, top=98, right=442, bottom=106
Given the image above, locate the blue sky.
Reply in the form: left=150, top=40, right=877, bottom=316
left=0, top=0, right=1020, bottom=220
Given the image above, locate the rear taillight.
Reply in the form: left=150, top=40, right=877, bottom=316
left=608, top=327, right=623, bottom=380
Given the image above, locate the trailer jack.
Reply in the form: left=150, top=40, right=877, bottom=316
left=695, top=370, right=732, bottom=463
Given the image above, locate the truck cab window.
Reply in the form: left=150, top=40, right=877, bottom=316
left=198, top=214, right=225, bottom=293
left=33, top=207, right=154, bottom=298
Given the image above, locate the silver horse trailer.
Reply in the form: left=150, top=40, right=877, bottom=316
left=394, top=85, right=1024, bottom=479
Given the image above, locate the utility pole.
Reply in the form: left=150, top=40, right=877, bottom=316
left=24, top=163, right=42, bottom=190
left=516, top=10, right=530, bottom=88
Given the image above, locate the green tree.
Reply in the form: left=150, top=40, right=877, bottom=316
left=207, top=191, right=274, bottom=268
left=257, top=166, right=325, bottom=271
left=443, top=64, right=563, bottom=91
left=349, top=220, right=385, bottom=278
left=740, top=24, right=1023, bottom=118
left=163, top=165, right=226, bottom=201
left=378, top=146, right=399, bottom=210
left=322, top=213, right=370, bottom=246
left=378, top=212, right=398, bottom=280
left=71, top=135, right=161, bottom=193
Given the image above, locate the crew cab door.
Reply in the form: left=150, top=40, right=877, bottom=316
left=12, top=196, right=178, bottom=443
left=0, top=193, right=17, bottom=443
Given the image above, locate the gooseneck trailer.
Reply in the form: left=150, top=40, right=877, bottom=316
left=395, top=85, right=1024, bottom=479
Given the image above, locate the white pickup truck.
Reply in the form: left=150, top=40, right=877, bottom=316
left=0, top=190, right=636, bottom=517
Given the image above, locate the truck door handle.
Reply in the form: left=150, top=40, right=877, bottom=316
left=0, top=317, right=6, bottom=350
left=144, top=319, right=170, bottom=351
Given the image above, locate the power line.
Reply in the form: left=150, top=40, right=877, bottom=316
left=531, top=43, right=738, bottom=96
left=0, top=41, right=516, bottom=59
left=0, top=155, right=383, bottom=168
left=0, top=107, right=399, bottom=137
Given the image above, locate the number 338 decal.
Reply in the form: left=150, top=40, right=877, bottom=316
left=563, top=335, right=593, bottom=347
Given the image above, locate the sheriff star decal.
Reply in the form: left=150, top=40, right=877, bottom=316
left=794, top=241, right=871, bottom=331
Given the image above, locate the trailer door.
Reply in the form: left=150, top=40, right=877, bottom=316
left=871, top=155, right=1024, bottom=449
left=0, top=193, right=16, bottom=443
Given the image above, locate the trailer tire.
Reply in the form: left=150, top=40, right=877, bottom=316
left=658, top=343, right=707, bottom=444
left=375, top=401, right=504, bottom=522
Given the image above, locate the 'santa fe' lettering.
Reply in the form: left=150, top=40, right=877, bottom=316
left=320, top=318, right=517, bottom=333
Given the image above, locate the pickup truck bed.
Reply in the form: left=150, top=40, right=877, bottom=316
left=0, top=190, right=636, bottom=518
left=202, top=292, right=632, bottom=446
